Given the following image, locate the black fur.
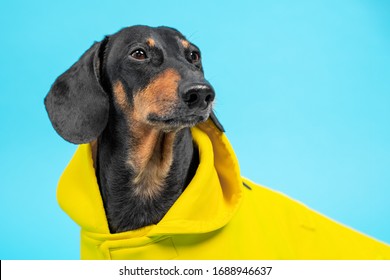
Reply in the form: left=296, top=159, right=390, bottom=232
left=44, top=40, right=109, bottom=144
left=45, top=25, right=223, bottom=233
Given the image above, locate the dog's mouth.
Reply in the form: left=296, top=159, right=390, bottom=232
left=147, top=113, right=209, bottom=129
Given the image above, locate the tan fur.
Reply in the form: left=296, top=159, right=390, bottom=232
left=90, top=140, right=98, bottom=170
left=112, top=70, right=181, bottom=199
left=181, top=39, right=190, bottom=48
left=132, top=68, right=181, bottom=123
left=113, top=81, right=131, bottom=114
left=146, top=37, right=156, bottom=47
left=132, top=131, right=176, bottom=198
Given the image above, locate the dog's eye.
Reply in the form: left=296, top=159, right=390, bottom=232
left=131, top=49, right=148, bottom=60
left=189, top=51, right=201, bottom=63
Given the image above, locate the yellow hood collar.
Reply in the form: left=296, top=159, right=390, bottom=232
left=57, top=120, right=243, bottom=237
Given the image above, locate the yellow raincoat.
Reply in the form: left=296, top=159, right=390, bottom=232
left=57, top=120, right=390, bottom=259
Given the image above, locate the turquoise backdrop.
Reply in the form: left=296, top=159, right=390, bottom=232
left=1, top=0, right=389, bottom=259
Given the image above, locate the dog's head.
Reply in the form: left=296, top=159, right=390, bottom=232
left=45, top=25, right=223, bottom=144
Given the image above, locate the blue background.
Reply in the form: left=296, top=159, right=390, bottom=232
left=1, top=0, right=389, bottom=259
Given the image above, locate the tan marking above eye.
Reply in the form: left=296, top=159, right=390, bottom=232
left=181, top=39, right=190, bottom=48
left=146, top=38, right=156, bottom=47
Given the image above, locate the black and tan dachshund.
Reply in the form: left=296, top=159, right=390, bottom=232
left=45, top=25, right=224, bottom=233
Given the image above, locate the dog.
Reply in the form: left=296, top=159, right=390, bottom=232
left=45, top=25, right=390, bottom=259
left=45, top=25, right=223, bottom=233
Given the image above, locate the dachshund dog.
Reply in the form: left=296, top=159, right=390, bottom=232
left=45, top=26, right=390, bottom=261
left=45, top=25, right=223, bottom=233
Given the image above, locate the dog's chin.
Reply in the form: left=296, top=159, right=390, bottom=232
left=147, top=113, right=209, bottom=131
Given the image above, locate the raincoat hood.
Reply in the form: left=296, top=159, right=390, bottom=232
left=58, top=120, right=243, bottom=235
left=57, top=120, right=390, bottom=259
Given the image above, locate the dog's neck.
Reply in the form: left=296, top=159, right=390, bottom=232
left=95, top=110, right=198, bottom=233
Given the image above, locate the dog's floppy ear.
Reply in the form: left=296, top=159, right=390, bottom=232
left=44, top=38, right=109, bottom=144
left=209, top=111, right=225, bottom=132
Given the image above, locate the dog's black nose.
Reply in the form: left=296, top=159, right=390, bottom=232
left=182, top=84, right=215, bottom=110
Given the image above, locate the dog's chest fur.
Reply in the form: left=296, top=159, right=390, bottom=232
left=96, top=112, right=197, bottom=232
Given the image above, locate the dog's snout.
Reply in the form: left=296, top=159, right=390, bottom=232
left=182, top=84, right=215, bottom=110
